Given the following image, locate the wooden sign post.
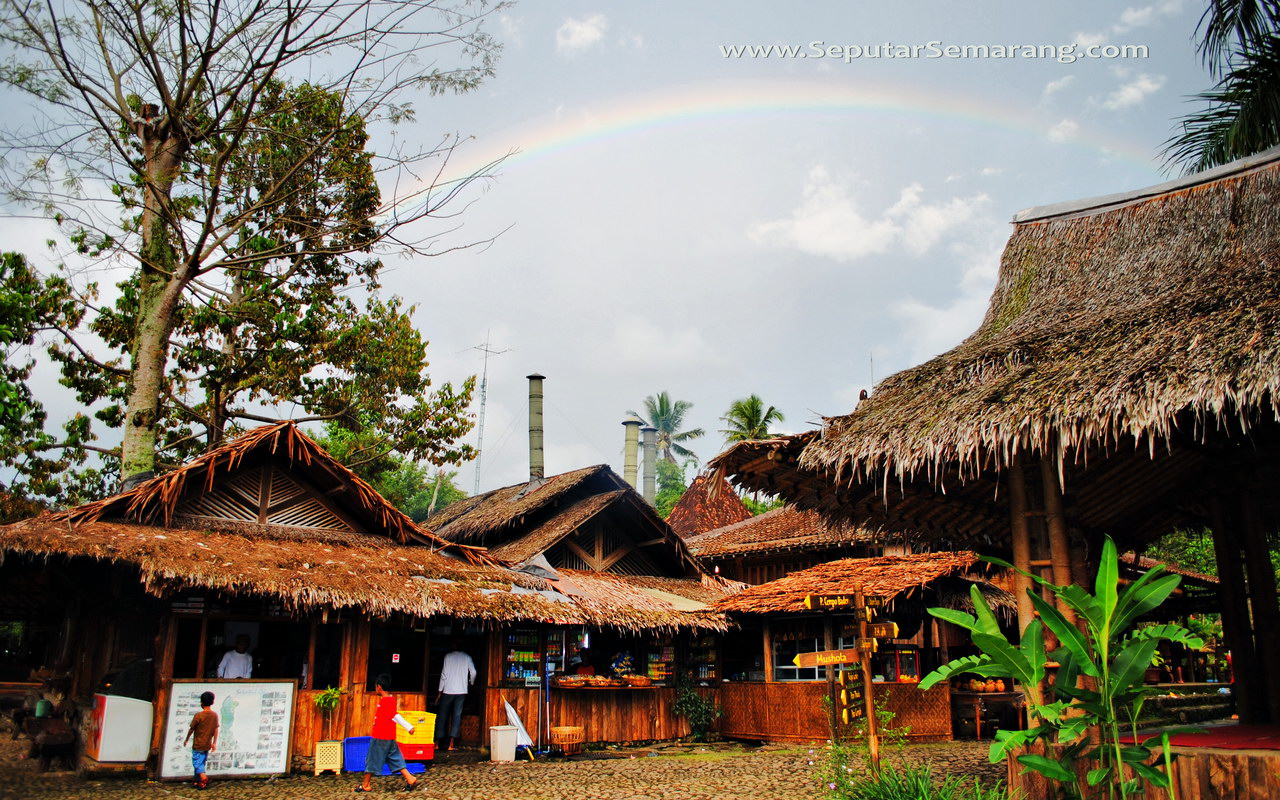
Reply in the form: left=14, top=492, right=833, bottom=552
left=855, top=587, right=880, bottom=775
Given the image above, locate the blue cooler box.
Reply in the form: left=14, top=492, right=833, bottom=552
left=343, top=736, right=428, bottom=775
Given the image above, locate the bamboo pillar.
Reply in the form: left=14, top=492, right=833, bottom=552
left=1008, top=454, right=1035, bottom=633
left=1040, top=457, right=1077, bottom=625
left=1240, top=493, right=1280, bottom=723
left=1210, top=497, right=1263, bottom=723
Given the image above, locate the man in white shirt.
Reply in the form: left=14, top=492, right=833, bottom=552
left=217, top=635, right=253, bottom=679
left=434, top=638, right=476, bottom=750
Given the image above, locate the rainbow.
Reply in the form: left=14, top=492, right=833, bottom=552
left=439, top=77, right=1163, bottom=183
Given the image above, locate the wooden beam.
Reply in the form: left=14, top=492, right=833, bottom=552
left=1008, top=454, right=1034, bottom=633
left=762, top=620, right=774, bottom=683
left=1241, top=492, right=1280, bottom=723
left=1040, top=456, right=1077, bottom=625
left=566, top=540, right=600, bottom=570
left=1211, top=497, right=1263, bottom=723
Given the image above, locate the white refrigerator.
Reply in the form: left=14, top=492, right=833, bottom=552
left=86, top=694, right=153, bottom=762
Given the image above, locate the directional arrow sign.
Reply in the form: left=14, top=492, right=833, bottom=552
left=857, top=638, right=879, bottom=653
left=792, top=648, right=860, bottom=668
left=863, top=595, right=887, bottom=608
left=867, top=622, right=900, bottom=639
left=841, top=705, right=865, bottom=723
left=802, top=594, right=854, bottom=611
left=840, top=687, right=865, bottom=705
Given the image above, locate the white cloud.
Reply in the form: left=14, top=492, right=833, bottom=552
left=1042, top=75, right=1075, bottom=99
left=1102, top=73, right=1166, bottom=109
left=498, top=15, right=523, bottom=47
left=556, top=14, right=608, bottom=54
left=748, top=167, right=988, bottom=262
left=1048, top=118, right=1080, bottom=142
left=1113, top=0, right=1184, bottom=33
left=891, top=226, right=1007, bottom=365
left=1074, top=31, right=1108, bottom=48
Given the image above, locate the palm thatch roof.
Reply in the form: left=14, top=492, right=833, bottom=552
left=713, top=149, right=1280, bottom=546
left=714, top=552, right=987, bottom=614
left=431, top=466, right=702, bottom=576
left=685, top=506, right=876, bottom=559
left=428, top=465, right=611, bottom=545
left=61, top=421, right=492, bottom=563
left=0, top=515, right=730, bottom=631
left=666, top=472, right=751, bottom=537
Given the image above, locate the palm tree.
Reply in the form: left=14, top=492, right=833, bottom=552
left=719, top=395, right=785, bottom=444
left=630, top=392, right=705, bottom=463
left=1165, top=1, right=1280, bottom=173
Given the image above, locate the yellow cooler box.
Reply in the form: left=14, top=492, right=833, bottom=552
left=396, top=711, right=436, bottom=761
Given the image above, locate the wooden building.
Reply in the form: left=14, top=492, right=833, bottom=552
left=711, top=148, right=1280, bottom=722
left=709, top=150, right=1280, bottom=792
left=709, top=551, right=1013, bottom=743
left=426, top=462, right=737, bottom=746
left=0, top=422, right=728, bottom=771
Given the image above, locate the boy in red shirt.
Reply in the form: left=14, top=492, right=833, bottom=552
left=355, top=673, right=419, bottom=792
left=182, top=691, right=218, bottom=790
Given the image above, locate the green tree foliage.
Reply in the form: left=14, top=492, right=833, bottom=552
left=743, top=495, right=785, bottom=516
left=316, top=424, right=468, bottom=522
left=719, top=394, right=785, bottom=444
left=655, top=458, right=689, bottom=519
left=0, top=0, right=502, bottom=485
left=630, top=392, right=705, bottom=463
left=1165, top=1, right=1280, bottom=172
left=0, top=253, right=114, bottom=514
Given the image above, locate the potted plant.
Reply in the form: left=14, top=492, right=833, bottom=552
left=1144, top=652, right=1166, bottom=685
left=314, top=686, right=346, bottom=739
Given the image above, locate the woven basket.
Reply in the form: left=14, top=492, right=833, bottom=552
left=550, top=725, right=584, bottom=755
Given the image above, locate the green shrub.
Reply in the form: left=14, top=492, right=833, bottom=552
left=820, top=748, right=1006, bottom=800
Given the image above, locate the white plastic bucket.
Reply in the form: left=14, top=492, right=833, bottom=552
left=489, top=725, right=517, bottom=762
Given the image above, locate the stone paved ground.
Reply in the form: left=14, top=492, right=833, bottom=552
left=1, top=735, right=1005, bottom=800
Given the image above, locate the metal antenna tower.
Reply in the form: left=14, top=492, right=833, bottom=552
left=469, top=332, right=510, bottom=495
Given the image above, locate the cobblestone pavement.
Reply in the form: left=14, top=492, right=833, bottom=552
left=1, top=734, right=1005, bottom=800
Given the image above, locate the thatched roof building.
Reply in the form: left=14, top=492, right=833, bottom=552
left=713, top=551, right=1010, bottom=618
left=665, top=472, right=751, bottom=537
left=430, top=464, right=703, bottom=578
left=714, top=147, right=1280, bottom=549
left=0, top=423, right=727, bottom=632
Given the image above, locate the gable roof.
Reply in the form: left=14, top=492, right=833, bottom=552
left=61, top=421, right=492, bottom=563
left=686, top=506, right=876, bottom=559
left=431, top=465, right=703, bottom=575
left=666, top=472, right=752, bottom=537
left=714, top=551, right=984, bottom=614
left=428, top=465, right=615, bottom=545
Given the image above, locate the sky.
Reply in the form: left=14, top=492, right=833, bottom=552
left=5, top=1, right=1220, bottom=495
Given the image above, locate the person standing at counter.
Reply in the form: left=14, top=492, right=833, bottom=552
left=434, top=638, right=476, bottom=751
left=216, top=635, right=253, bottom=679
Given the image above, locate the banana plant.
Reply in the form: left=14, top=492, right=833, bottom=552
left=920, top=536, right=1204, bottom=800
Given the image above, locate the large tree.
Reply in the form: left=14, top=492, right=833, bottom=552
left=719, top=394, right=784, bottom=444
left=630, top=392, right=705, bottom=464
left=0, top=0, right=502, bottom=486
left=1165, top=1, right=1280, bottom=172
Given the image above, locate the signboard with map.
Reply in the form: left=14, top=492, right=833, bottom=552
left=159, top=680, right=296, bottom=780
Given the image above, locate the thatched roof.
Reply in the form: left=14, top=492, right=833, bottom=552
left=0, top=515, right=730, bottom=631
left=432, top=466, right=702, bottom=576
left=61, top=421, right=492, bottom=564
left=428, top=465, right=612, bottom=545
left=810, top=150, right=1280, bottom=485
left=551, top=570, right=732, bottom=632
left=666, top=473, right=751, bottom=537
left=685, top=506, right=876, bottom=559
left=713, top=552, right=986, bottom=614
left=713, top=150, right=1280, bottom=546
